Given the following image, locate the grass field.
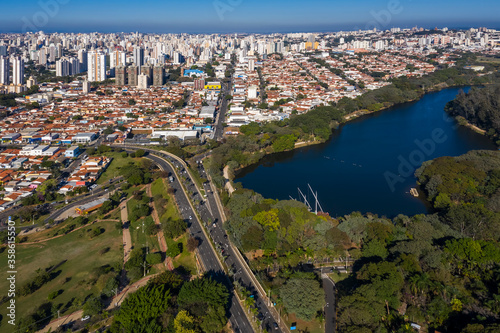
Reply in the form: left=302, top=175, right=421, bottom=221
left=170, top=234, right=197, bottom=275
left=0, top=221, right=122, bottom=330
left=96, top=152, right=133, bottom=185
left=477, top=56, right=500, bottom=64
left=328, top=271, right=349, bottom=283
left=150, top=178, right=182, bottom=222
left=127, top=196, right=160, bottom=254
left=151, top=179, right=197, bottom=275
left=285, top=313, right=323, bottom=333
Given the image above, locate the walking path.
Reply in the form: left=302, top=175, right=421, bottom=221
left=17, top=219, right=119, bottom=245
left=120, top=198, right=133, bottom=264
left=37, top=274, right=158, bottom=333
left=146, top=183, right=174, bottom=270
left=223, top=165, right=235, bottom=195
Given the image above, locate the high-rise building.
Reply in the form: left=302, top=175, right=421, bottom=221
left=0, top=45, right=7, bottom=57
left=308, top=34, right=316, bottom=45
left=173, top=52, right=183, bottom=64
left=12, top=57, right=24, bottom=85
left=127, top=66, right=138, bottom=86
left=38, top=48, right=47, bottom=66
left=0, top=56, right=9, bottom=85
left=153, top=66, right=164, bottom=86
left=140, top=65, right=152, bottom=85
left=87, top=51, right=106, bottom=82
left=78, top=49, right=88, bottom=72
left=82, top=80, right=91, bottom=94
left=138, top=74, right=149, bottom=89
left=48, top=44, right=56, bottom=62
left=133, top=47, right=144, bottom=68
left=69, top=57, right=80, bottom=75
left=110, top=50, right=126, bottom=69
left=56, top=57, right=70, bottom=77
left=56, top=43, right=63, bottom=58
left=248, top=58, right=255, bottom=71
left=116, top=66, right=127, bottom=86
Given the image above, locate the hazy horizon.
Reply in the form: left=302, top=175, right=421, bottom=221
left=0, top=0, right=499, bottom=34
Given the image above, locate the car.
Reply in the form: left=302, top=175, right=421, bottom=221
left=212, top=223, right=216, bottom=228
left=273, top=322, right=279, bottom=330
left=81, top=315, right=90, bottom=321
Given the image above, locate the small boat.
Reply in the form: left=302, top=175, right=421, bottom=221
left=410, top=188, right=419, bottom=197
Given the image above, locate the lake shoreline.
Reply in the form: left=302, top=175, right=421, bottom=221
left=232, top=82, right=469, bottom=180
left=233, top=86, right=497, bottom=218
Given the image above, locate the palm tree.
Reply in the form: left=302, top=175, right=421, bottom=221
left=416, top=273, right=432, bottom=296
left=409, top=275, right=420, bottom=296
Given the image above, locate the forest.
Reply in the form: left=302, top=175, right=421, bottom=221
left=223, top=187, right=500, bottom=332
left=106, top=272, right=231, bottom=333
left=416, top=150, right=500, bottom=240
left=221, top=148, right=500, bottom=332
left=445, top=84, right=500, bottom=143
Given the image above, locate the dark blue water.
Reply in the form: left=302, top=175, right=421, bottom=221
left=235, top=87, right=497, bottom=218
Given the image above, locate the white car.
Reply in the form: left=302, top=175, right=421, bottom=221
left=81, top=315, right=90, bottom=321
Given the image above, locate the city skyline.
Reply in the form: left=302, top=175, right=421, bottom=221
left=0, top=0, right=499, bottom=34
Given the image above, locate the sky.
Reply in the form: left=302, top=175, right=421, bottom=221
left=0, top=0, right=499, bottom=34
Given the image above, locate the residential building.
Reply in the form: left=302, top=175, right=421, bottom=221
left=87, top=51, right=106, bottom=82
left=0, top=56, right=8, bottom=85
left=153, top=66, right=164, bottom=86
left=138, top=74, right=149, bottom=89
left=127, top=66, right=138, bottom=86
left=12, top=56, right=24, bottom=85
left=116, top=66, right=127, bottom=86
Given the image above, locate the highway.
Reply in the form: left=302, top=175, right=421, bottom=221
left=134, top=147, right=287, bottom=333
left=143, top=153, right=255, bottom=333
left=199, top=163, right=286, bottom=333
left=213, top=78, right=231, bottom=140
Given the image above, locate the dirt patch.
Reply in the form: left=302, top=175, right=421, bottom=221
left=245, top=249, right=265, bottom=260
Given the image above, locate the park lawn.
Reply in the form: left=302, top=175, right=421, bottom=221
left=0, top=221, right=122, bottom=331
left=285, top=313, right=324, bottom=333
left=129, top=216, right=160, bottom=254
left=127, top=190, right=161, bottom=255
left=150, top=179, right=182, bottom=221
left=328, top=271, right=349, bottom=283
left=171, top=233, right=197, bottom=275
left=477, top=56, right=500, bottom=64
left=96, top=152, right=133, bottom=185
left=24, top=213, right=101, bottom=243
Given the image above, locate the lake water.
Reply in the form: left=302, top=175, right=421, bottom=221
left=235, top=87, right=497, bottom=218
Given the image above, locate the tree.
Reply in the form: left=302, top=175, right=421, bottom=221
left=128, top=99, right=136, bottom=106
left=187, top=236, right=199, bottom=252
left=272, top=134, right=297, bottom=152
left=166, top=241, right=182, bottom=258
left=146, top=252, right=162, bottom=265
left=174, top=310, right=198, bottom=333
left=177, top=276, right=229, bottom=332
left=114, top=283, right=171, bottom=332
left=162, top=218, right=187, bottom=239
left=279, top=278, right=325, bottom=321
left=253, top=209, right=280, bottom=231
left=83, top=296, right=104, bottom=316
